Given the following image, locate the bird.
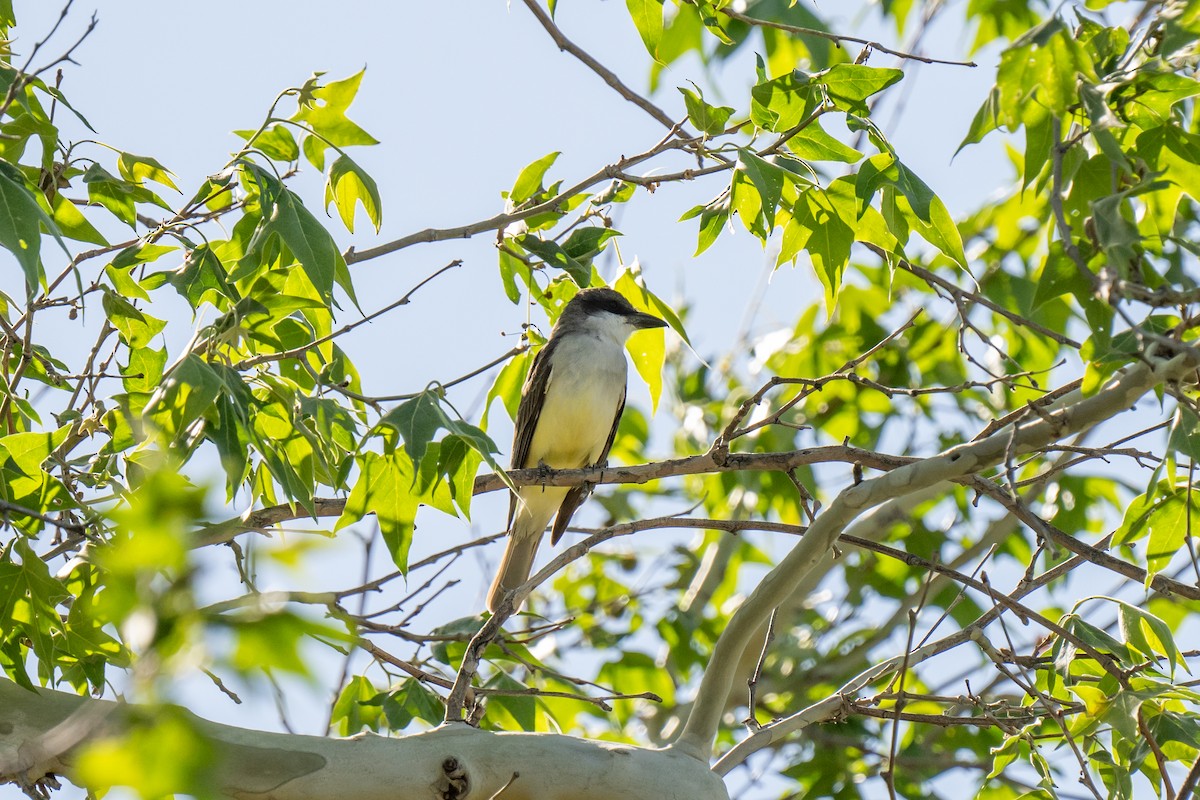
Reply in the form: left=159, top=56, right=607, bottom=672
left=486, top=287, right=667, bottom=614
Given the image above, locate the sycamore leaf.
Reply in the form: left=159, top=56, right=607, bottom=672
left=337, top=450, right=419, bottom=571
left=0, top=162, right=66, bottom=295
left=273, top=188, right=344, bottom=302
left=510, top=152, right=560, bottom=206
left=326, top=154, right=382, bottom=233
left=117, top=152, right=180, bottom=192
left=679, top=84, right=734, bottom=135
left=627, top=0, right=664, bottom=60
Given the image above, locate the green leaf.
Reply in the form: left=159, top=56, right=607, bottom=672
left=0, top=426, right=70, bottom=474
left=111, top=242, right=177, bottom=271
left=788, top=121, right=862, bottom=164
left=383, top=390, right=445, bottom=464
left=235, top=124, right=300, bottom=162
left=510, top=152, right=560, bottom=206
left=483, top=349, right=531, bottom=430
left=292, top=69, right=379, bottom=149
left=598, top=651, right=674, bottom=726
left=854, top=152, right=898, bottom=215
left=791, top=188, right=854, bottom=310
left=957, top=86, right=1001, bottom=153
left=74, top=707, right=216, bottom=799
left=730, top=168, right=765, bottom=238
left=302, top=133, right=329, bottom=172
left=995, top=22, right=1091, bottom=121
left=1079, top=83, right=1126, bottom=168
left=1113, top=598, right=1180, bottom=675
left=169, top=244, right=237, bottom=308
left=326, top=155, right=382, bottom=233
left=737, top=150, right=787, bottom=230
left=626, top=0, right=664, bottom=60
left=486, top=671, right=537, bottom=730
left=1124, top=72, right=1200, bottom=129
left=561, top=226, right=621, bottom=261
left=382, top=679, right=444, bottom=728
left=1114, top=483, right=1198, bottom=580
left=1090, top=194, right=1140, bottom=277
left=436, top=434, right=484, bottom=519
left=331, top=675, right=383, bottom=735
left=917, top=194, right=968, bottom=269
left=855, top=154, right=966, bottom=268
left=144, top=354, right=223, bottom=437
left=679, top=195, right=730, bottom=256
left=83, top=163, right=172, bottom=228
left=379, top=389, right=506, bottom=487
left=273, top=188, right=344, bottom=302
left=518, top=234, right=590, bottom=286
left=497, top=248, right=528, bottom=304
left=102, top=291, right=166, bottom=348
left=615, top=271, right=668, bottom=412
left=121, top=346, right=167, bottom=395
left=1168, top=406, right=1200, bottom=461
left=817, top=64, right=903, bottom=113
left=1022, top=105, right=1054, bottom=189
left=751, top=70, right=817, bottom=132
left=1032, top=245, right=1092, bottom=311
left=0, top=538, right=69, bottom=684
left=41, top=190, right=107, bottom=246
left=678, top=84, right=734, bottom=136
left=0, top=162, right=59, bottom=295
left=337, top=450, right=419, bottom=571
left=117, top=152, right=180, bottom=192
left=105, top=264, right=150, bottom=302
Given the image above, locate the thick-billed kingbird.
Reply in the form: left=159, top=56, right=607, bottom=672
left=486, top=287, right=667, bottom=613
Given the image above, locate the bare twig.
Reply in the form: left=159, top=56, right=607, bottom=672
left=232, top=261, right=462, bottom=370
left=520, top=0, right=681, bottom=131
left=718, top=7, right=977, bottom=68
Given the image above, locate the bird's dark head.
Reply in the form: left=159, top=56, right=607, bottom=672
left=558, top=287, right=667, bottom=333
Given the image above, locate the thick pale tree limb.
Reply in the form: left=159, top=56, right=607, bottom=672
left=0, top=681, right=728, bottom=800
left=669, top=350, right=1198, bottom=760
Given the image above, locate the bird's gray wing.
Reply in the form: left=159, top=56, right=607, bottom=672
left=507, top=338, right=558, bottom=529
left=550, top=386, right=625, bottom=545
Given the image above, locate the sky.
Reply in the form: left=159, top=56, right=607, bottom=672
left=6, top=1, right=1017, bottom=797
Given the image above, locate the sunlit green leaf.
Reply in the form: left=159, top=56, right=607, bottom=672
left=679, top=84, right=734, bottom=135
left=627, top=0, right=664, bottom=60
left=332, top=675, right=384, bottom=734
left=326, top=154, right=382, bottom=233
left=337, top=450, right=419, bottom=571
left=102, top=291, right=166, bottom=348
left=293, top=69, right=379, bottom=152
left=816, top=64, right=903, bottom=113
left=117, top=152, right=180, bottom=192
left=510, top=152, right=560, bottom=206
left=0, top=162, right=60, bottom=294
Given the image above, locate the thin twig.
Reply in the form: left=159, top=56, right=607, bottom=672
left=521, top=0, right=683, bottom=131
left=233, top=260, right=461, bottom=370
left=719, top=7, right=977, bottom=68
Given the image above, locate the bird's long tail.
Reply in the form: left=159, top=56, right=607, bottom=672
left=487, top=534, right=540, bottom=613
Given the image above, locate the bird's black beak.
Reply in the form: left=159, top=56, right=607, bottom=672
left=630, top=311, right=668, bottom=330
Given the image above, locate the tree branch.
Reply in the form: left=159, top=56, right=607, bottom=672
left=673, top=347, right=1200, bottom=761
left=0, top=681, right=729, bottom=800
left=193, top=444, right=916, bottom=547
left=718, top=7, right=977, bottom=68
left=520, top=0, right=680, bottom=131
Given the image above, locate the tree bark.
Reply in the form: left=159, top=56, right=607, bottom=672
left=0, top=681, right=728, bottom=800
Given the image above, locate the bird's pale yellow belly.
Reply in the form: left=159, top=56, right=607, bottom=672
left=524, top=342, right=626, bottom=469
